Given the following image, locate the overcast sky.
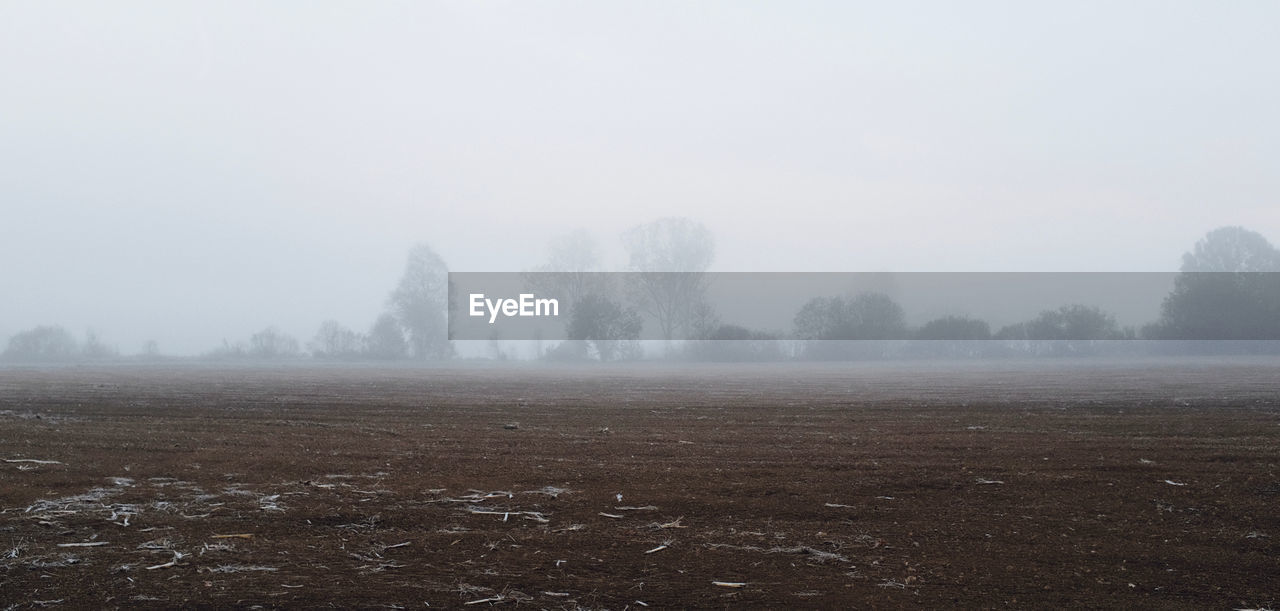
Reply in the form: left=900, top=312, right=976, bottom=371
left=3, top=1, right=1278, bottom=354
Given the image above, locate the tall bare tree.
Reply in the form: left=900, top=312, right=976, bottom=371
left=388, top=243, right=453, bottom=360
left=524, top=229, right=606, bottom=318
left=621, top=217, right=715, bottom=340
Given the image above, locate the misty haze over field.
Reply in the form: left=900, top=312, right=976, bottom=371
left=3, top=2, right=1279, bottom=355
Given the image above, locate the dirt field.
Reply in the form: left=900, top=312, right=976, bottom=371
left=1, top=359, right=1278, bottom=609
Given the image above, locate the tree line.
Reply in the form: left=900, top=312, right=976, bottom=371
left=3, top=224, right=1278, bottom=362
left=532, top=224, right=1280, bottom=360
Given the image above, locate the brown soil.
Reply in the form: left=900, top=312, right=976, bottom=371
left=1, top=359, right=1278, bottom=609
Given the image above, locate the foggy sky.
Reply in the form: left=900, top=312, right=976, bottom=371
left=3, top=1, right=1278, bottom=354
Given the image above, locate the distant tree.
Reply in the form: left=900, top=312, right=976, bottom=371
left=140, top=339, right=160, bottom=358
left=1149, top=273, right=1280, bottom=340
left=1037, top=305, right=1123, bottom=340
left=793, top=293, right=906, bottom=360
left=621, top=217, right=715, bottom=340
left=249, top=326, right=300, bottom=358
left=310, top=320, right=365, bottom=358
left=687, top=324, right=783, bottom=361
left=3, top=325, right=78, bottom=361
left=207, top=339, right=248, bottom=359
left=82, top=329, right=119, bottom=359
left=793, top=296, right=841, bottom=340
left=995, top=305, right=1125, bottom=341
left=365, top=313, right=408, bottom=360
left=849, top=293, right=907, bottom=339
left=994, top=304, right=1128, bottom=355
left=915, top=316, right=991, bottom=340
left=388, top=244, right=453, bottom=360
left=1180, top=226, right=1280, bottom=272
left=907, top=316, right=994, bottom=358
left=524, top=229, right=607, bottom=318
left=1145, top=227, right=1280, bottom=341
left=794, top=293, right=907, bottom=340
left=566, top=294, right=643, bottom=361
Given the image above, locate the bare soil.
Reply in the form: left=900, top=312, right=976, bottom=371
left=1, top=359, right=1278, bottom=609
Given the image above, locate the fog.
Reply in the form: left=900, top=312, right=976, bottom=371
left=3, top=2, right=1279, bottom=356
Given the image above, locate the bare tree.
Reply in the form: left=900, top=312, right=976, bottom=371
left=524, top=229, right=606, bottom=318
left=388, top=243, right=453, bottom=360
left=621, top=217, right=715, bottom=340
left=310, top=320, right=364, bottom=358
left=249, top=326, right=301, bottom=358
